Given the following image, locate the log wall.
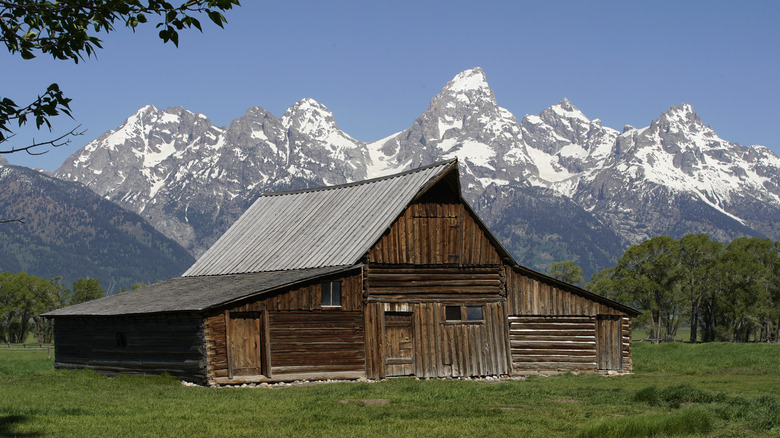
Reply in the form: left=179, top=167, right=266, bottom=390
left=269, top=311, right=365, bottom=377
left=366, top=266, right=504, bottom=298
left=509, top=316, right=597, bottom=372
left=53, top=314, right=207, bottom=383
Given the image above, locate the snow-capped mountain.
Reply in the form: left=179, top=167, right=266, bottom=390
left=54, top=67, right=780, bottom=278
left=57, top=100, right=367, bottom=255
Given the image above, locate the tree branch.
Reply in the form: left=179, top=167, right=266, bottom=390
left=0, top=218, right=25, bottom=224
left=0, top=124, right=84, bottom=155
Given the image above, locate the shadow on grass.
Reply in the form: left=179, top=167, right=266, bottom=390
left=0, top=415, right=42, bottom=437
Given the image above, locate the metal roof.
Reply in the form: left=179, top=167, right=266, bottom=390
left=184, top=160, right=457, bottom=276
left=44, top=266, right=356, bottom=316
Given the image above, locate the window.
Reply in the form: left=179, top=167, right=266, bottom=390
left=445, top=306, right=461, bottom=321
left=466, top=306, right=483, bottom=321
left=444, top=305, right=484, bottom=322
left=321, top=281, right=341, bottom=307
left=116, top=332, right=127, bottom=348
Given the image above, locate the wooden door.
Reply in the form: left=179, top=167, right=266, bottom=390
left=384, top=312, right=414, bottom=376
left=597, top=315, right=622, bottom=371
left=228, top=313, right=264, bottom=377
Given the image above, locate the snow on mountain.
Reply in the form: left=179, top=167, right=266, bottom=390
left=367, top=67, right=531, bottom=191
left=55, top=99, right=367, bottom=255
left=54, top=68, right=780, bottom=276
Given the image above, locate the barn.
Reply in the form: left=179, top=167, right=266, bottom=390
left=45, top=159, right=638, bottom=385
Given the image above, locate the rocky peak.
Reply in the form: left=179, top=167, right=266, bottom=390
left=282, top=98, right=340, bottom=138
left=442, top=67, right=492, bottom=95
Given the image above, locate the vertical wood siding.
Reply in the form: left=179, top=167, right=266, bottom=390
left=368, top=198, right=501, bottom=266
left=363, top=300, right=510, bottom=379
left=53, top=315, right=207, bottom=383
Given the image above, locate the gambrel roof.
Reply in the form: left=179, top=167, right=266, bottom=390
left=184, top=160, right=458, bottom=276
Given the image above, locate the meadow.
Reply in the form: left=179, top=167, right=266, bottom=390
left=0, top=342, right=778, bottom=437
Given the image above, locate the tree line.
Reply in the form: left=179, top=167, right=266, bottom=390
left=0, top=272, right=144, bottom=344
left=584, top=235, right=779, bottom=343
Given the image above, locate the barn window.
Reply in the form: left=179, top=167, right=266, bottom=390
left=321, top=281, right=342, bottom=307
left=466, top=306, right=483, bottom=321
left=444, top=305, right=484, bottom=322
left=445, top=306, right=461, bottom=321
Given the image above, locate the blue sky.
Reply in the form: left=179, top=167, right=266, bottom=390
left=4, top=1, right=780, bottom=171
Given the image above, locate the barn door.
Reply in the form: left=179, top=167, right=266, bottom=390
left=597, top=315, right=623, bottom=371
left=384, top=312, right=414, bottom=376
left=227, top=313, right=264, bottom=377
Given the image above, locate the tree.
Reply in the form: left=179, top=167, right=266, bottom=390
left=716, top=238, right=778, bottom=342
left=547, top=260, right=584, bottom=285
left=70, top=277, right=103, bottom=304
left=0, top=271, right=60, bottom=343
left=679, top=234, right=722, bottom=342
left=0, top=0, right=240, bottom=155
left=600, top=236, right=682, bottom=341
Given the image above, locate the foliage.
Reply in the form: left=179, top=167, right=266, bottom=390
left=0, top=0, right=240, bottom=154
left=546, top=260, right=584, bottom=285
left=588, top=234, right=780, bottom=343
left=0, top=271, right=64, bottom=343
left=0, top=342, right=778, bottom=437
left=70, top=277, right=103, bottom=304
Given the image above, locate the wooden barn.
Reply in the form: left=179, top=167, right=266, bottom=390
left=45, top=159, right=638, bottom=385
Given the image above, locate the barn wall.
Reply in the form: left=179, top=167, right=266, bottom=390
left=363, top=257, right=511, bottom=381
left=368, top=188, right=502, bottom=266
left=53, top=314, right=207, bottom=383
left=269, top=311, right=365, bottom=378
left=622, top=316, right=633, bottom=372
left=364, top=300, right=510, bottom=379
left=508, top=316, right=598, bottom=372
left=205, top=270, right=365, bottom=383
left=367, top=265, right=504, bottom=298
left=505, top=267, right=633, bottom=374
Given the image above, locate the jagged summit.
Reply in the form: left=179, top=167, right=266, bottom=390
left=444, top=67, right=491, bottom=93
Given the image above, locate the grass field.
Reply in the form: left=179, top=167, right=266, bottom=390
left=1, top=343, right=778, bottom=437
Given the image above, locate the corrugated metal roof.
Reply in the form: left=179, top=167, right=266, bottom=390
left=184, top=160, right=457, bottom=276
left=44, top=266, right=356, bottom=316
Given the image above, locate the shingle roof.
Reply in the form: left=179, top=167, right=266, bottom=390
left=44, top=266, right=356, bottom=316
left=183, top=160, right=457, bottom=276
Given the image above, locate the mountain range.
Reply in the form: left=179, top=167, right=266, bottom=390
left=49, top=67, right=780, bottom=280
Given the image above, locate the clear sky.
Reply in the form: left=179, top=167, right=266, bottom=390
left=3, top=1, right=780, bottom=172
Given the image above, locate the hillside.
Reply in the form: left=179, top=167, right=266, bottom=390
left=0, top=164, right=194, bottom=290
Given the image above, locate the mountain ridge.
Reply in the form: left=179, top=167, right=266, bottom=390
left=53, top=67, right=780, bottom=279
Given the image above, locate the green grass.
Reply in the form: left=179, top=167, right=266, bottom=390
left=1, top=343, right=778, bottom=437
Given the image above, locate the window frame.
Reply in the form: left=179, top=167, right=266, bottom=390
left=321, top=280, right=342, bottom=308
left=442, top=305, right=484, bottom=324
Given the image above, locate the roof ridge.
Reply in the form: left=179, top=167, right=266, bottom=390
left=262, top=159, right=457, bottom=197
